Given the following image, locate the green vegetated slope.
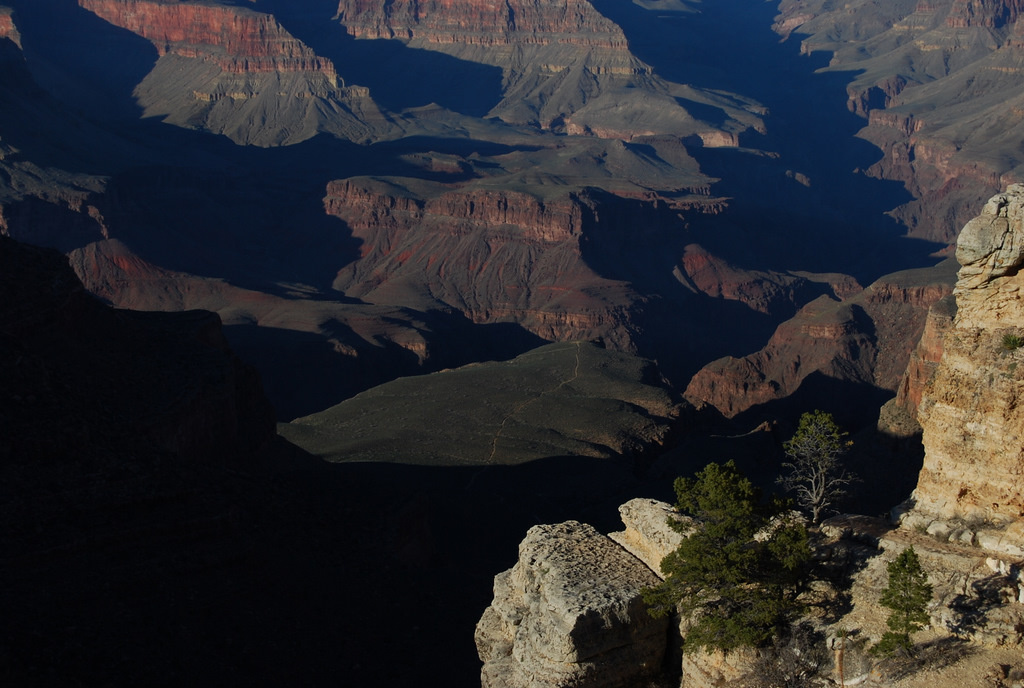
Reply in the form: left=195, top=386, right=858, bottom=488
left=280, top=341, right=681, bottom=465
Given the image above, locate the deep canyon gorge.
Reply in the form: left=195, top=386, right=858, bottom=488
left=2, top=0, right=1023, bottom=685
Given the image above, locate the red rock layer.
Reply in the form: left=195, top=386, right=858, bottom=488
left=892, top=293, right=955, bottom=418
left=335, top=0, right=627, bottom=48
left=0, top=7, right=20, bottom=46
left=79, top=0, right=337, bottom=79
left=685, top=271, right=954, bottom=418
left=325, top=179, right=644, bottom=348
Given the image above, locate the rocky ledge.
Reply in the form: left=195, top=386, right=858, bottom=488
left=475, top=502, right=681, bottom=688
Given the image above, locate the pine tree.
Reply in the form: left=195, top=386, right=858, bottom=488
left=873, top=547, right=933, bottom=656
left=778, top=410, right=856, bottom=524
left=643, top=461, right=811, bottom=653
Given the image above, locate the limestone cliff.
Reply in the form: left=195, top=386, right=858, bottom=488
left=903, top=184, right=1024, bottom=557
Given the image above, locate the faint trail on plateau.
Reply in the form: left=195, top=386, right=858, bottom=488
left=485, top=341, right=583, bottom=464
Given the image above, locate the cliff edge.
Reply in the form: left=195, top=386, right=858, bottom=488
left=901, top=184, right=1024, bottom=557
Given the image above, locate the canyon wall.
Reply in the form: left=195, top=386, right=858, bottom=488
left=685, top=264, right=956, bottom=421
left=775, top=0, right=1024, bottom=244
left=326, top=178, right=650, bottom=349
left=79, top=0, right=389, bottom=144
left=333, top=0, right=761, bottom=142
left=336, top=0, right=629, bottom=49
left=80, top=0, right=338, bottom=77
left=902, top=185, right=1024, bottom=557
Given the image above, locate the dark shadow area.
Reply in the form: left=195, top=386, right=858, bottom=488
left=256, top=0, right=504, bottom=117
left=732, top=372, right=894, bottom=434
left=226, top=313, right=547, bottom=421
left=8, top=0, right=157, bottom=123
left=589, top=0, right=945, bottom=285
left=1, top=436, right=658, bottom=687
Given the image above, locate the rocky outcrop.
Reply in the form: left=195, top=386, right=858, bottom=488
left=334, top=0, right=761, bottom=143
left=0, top=5, right=21, bottom=47
left=608, top=498, right=688, bottom=576
left=475, top=520, right=669, bottom=688
left=80, top=0, right=337, bottom=78
left=80, top=0, right=389, bottom=145
left=327, top=178, right=657, bottom=349
left=902, top=185, right=1024, bottom=557
left=685, top=263, right=955, bottom=420
left=336, top=0, right=629, bottom=49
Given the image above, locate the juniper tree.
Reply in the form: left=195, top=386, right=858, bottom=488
left=643, top=460, right=811, bottom=653
left=778, top=410, right=856, bottom=524
left=873, top=546, right=933, bottom=656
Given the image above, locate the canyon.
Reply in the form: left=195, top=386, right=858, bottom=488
left=3, top=0, right=1024, bottom=685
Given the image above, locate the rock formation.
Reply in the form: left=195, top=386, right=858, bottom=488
left=334, top=0, right=763, bottom=142
left=326, top=177, right=667, bottom=349
left=608, top=498, right=687, bottom=574
left=775, top=0, right=1024, bottom=244
left=80, top=0, right=390, bottom=144
left=685, top=263, right=956, bottom=422
left=475, top=520, right=669, bottom=688
left=0, top=5, right=20, bottom=46
left=901, top=185, right=1024, bottom=556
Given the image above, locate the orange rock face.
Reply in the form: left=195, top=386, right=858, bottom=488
left=0, top=7, right=19, bottom=46
left=79, top=0, right=337, bottom=78
left=685, top=268, right=955, bottom=419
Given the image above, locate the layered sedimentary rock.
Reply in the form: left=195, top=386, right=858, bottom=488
left=775, top=0, right=1024, bottom=244
left=685, top=263, right=955, bottom=420
left=327, top=177, right=654, bottom=349
left=337, top=0, right=628, bottom=49
left=903, top=185, right=1024, bottom=556
left=80, top=0, right=337, bottom=76
left=0, top=5, right=20, bottom=46
left=475, top=520, right=668, bottom=688
left=80, top=0, right=388, bottom=144
left=878, top=292, right=957, bottom=437
left=334, top=0, right=761, bottom=142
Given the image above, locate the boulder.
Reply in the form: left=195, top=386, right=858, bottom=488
left=475, top=520, right=668, bottom=688
left=608, top=498, right=689, bottom=578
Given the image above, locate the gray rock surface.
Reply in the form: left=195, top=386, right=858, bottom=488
left=956, top=183, right=1024, bottom=289
left=475, top=520, right=668, bottom=688
left=608, top=498, right=689, bottom=578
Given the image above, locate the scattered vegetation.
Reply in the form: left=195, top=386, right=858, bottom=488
left=643, top=461, right=811, bottom=653
left=1001, top=332, right=1023, bottom=351
left=745, top=623, right=831, bottom=688
left=778, top=410, right=857, bottom=524
left=872, top=547, right=933, bottom=657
